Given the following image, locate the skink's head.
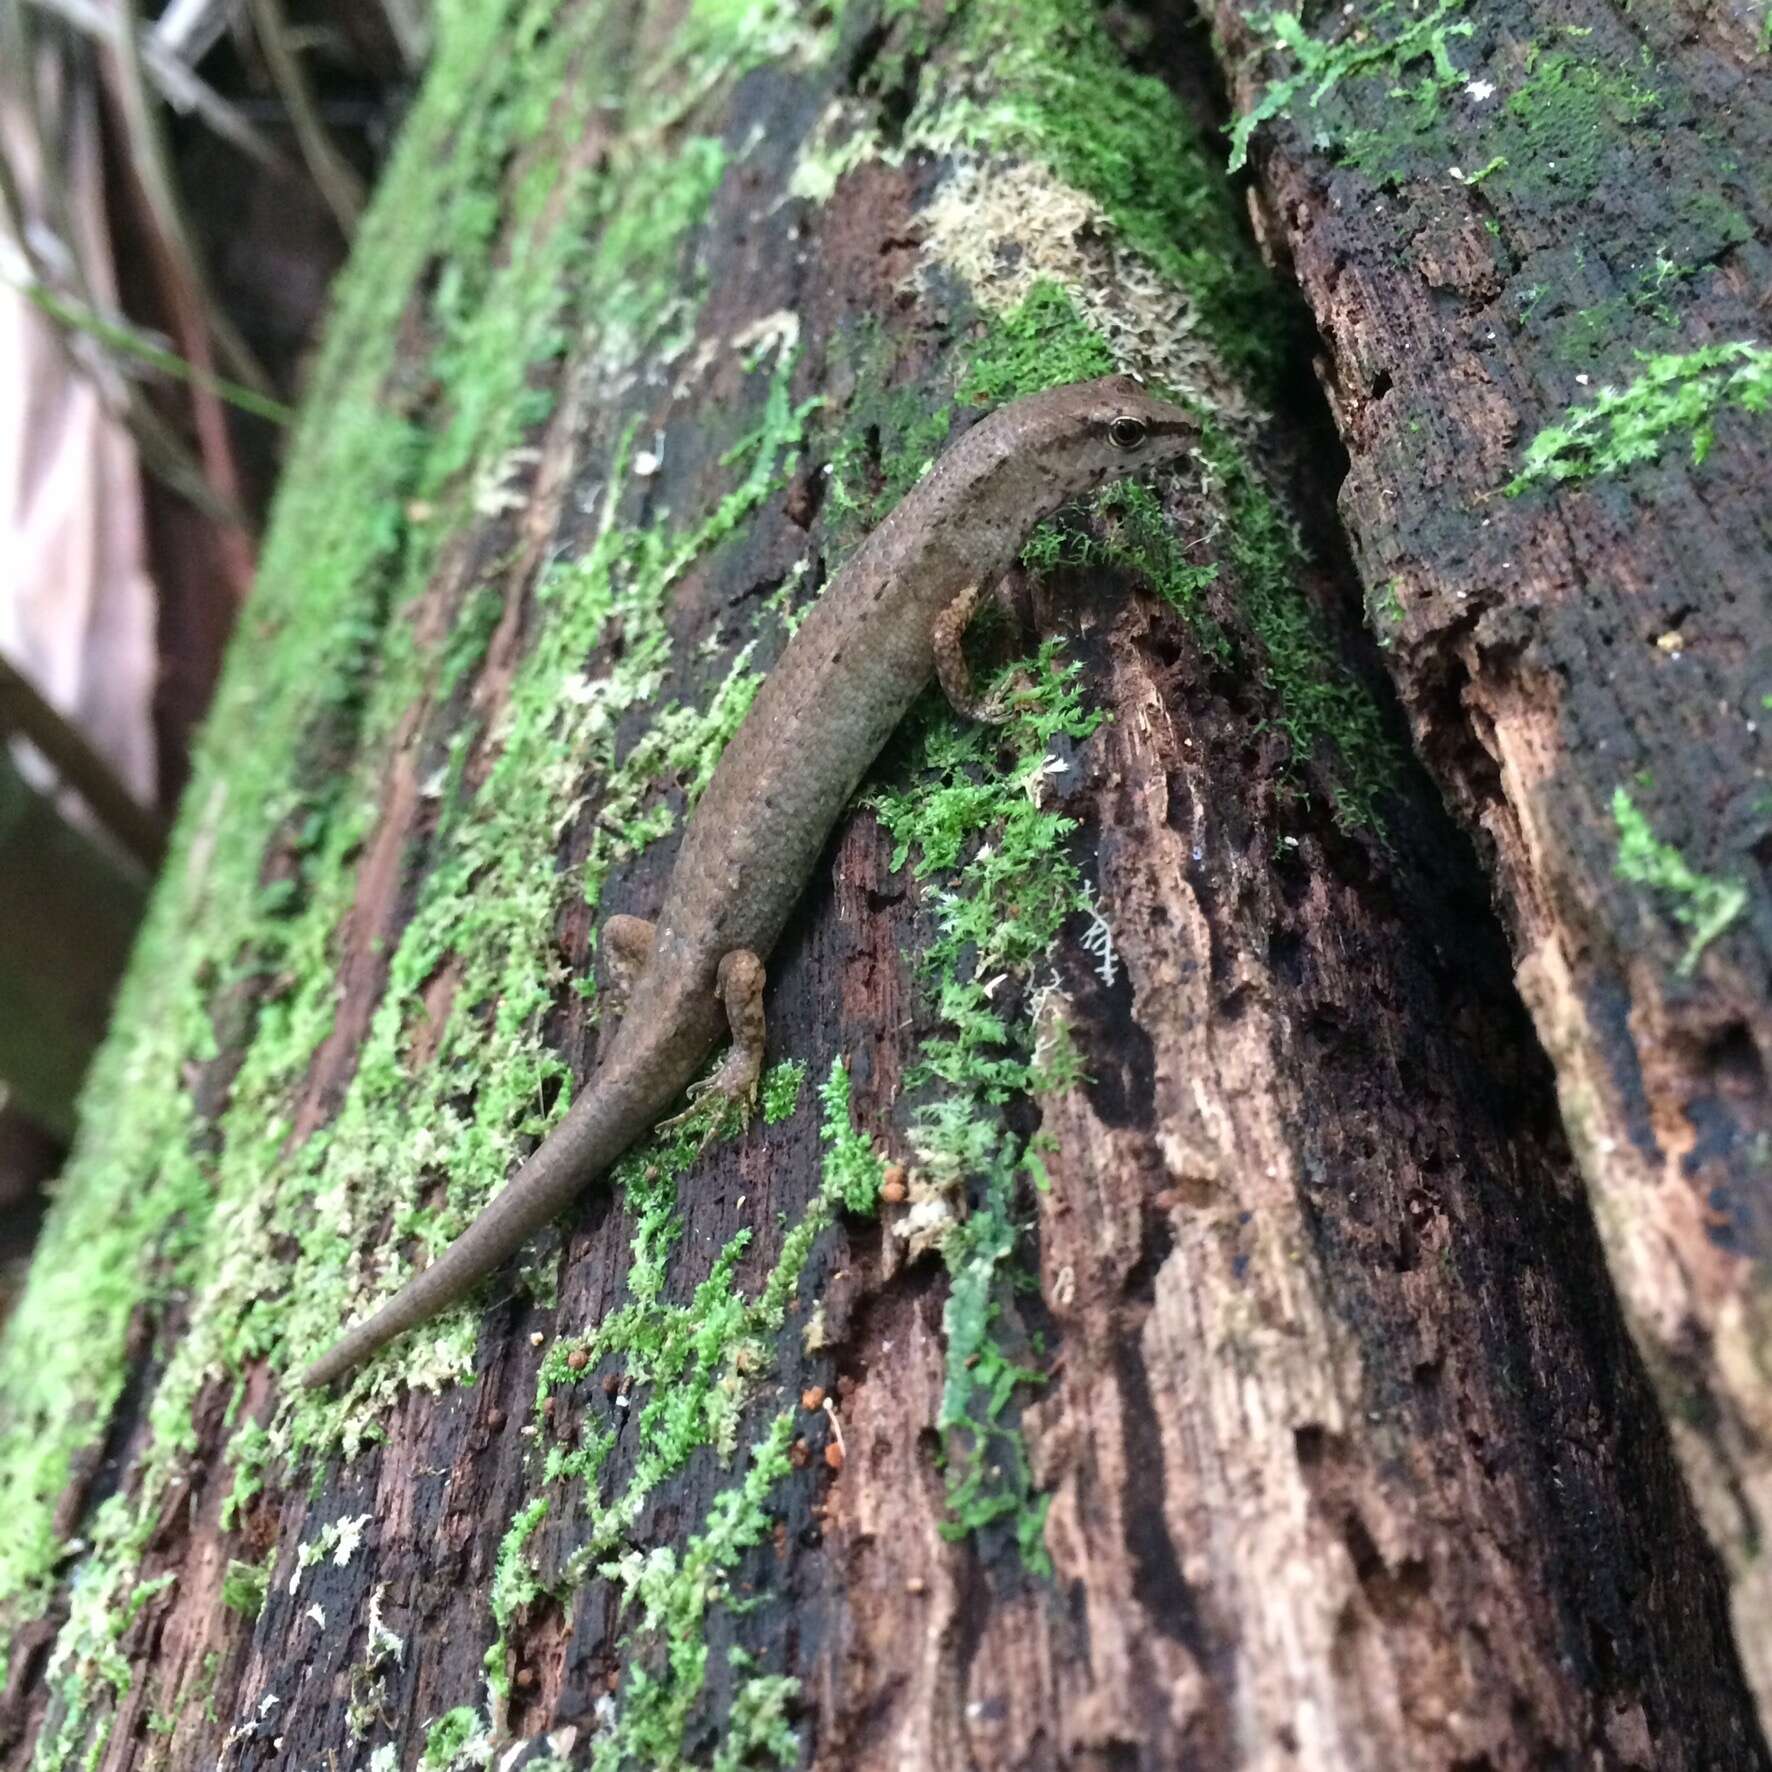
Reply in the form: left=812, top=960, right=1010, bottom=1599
left=1041, top=373, right=1200, bottom=490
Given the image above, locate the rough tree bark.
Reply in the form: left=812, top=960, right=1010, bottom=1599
left=1203, top=0, right=1772, bottom=1723
left=2, top=3, right=1768, bottom=1771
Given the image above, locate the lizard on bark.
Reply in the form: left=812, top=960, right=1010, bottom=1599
left=301, top=374, right=1197, bottom=1389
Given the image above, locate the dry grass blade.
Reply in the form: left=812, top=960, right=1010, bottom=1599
left=0, top=124, right=230, bottom=523
left=20, top=279, right=295, bottom=424
left=1, top=27, right=252, bottom=543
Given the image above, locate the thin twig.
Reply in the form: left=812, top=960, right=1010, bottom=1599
left=247, top=0, right=363, bottom=237
left=0, top=35, right=255, bottom=525
left=150, top=0, right=238, bottom=64
left=23, top=0, right=294, bottom=175
left=0, top=656, right=167, bottom=871
left=377, top=0, right=430, bottom=69
left=109, top=0, right=278, bottom=401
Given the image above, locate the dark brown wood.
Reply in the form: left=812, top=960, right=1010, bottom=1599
left=1203, top=0, right=1772, bottom=1719
left=2, top=2, right=1768, bottom=1769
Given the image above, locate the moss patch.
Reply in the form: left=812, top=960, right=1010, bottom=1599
left=1228, top=0, right=1749, bottom=261
left=588, top=1414, right=798, bottom=1772
left=1228, top=0, right=1473, bottom=174
left=911, top=0, right=1287, bottom=391
left=219, top=1554, right=272, bottom=1621
left=486, top=1055, right=879, bottom=1748
left=1508, top=342, right=1772, bottom=491
left=873, top=645, right=1110, bottom=1566
left=1612, top=786, right=1747, bottom=976
left=760, top=1059, right=808, bottom=1126
left=957, top=281, right=1117, bottom=408
left=968, top=278, right=1394, bottom=825
left=420, top=1704, right=490, bottom=1771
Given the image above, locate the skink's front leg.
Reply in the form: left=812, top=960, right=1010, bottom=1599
left=933, top=578, right=1029, bottom=724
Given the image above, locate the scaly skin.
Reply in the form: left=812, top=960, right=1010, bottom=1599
left=301, top=375, right=1196, bottom=1389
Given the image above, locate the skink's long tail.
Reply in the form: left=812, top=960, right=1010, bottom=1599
left=299, top=1050, right=680, bottom=1389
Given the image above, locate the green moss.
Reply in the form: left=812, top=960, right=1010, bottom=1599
left=957, top=280, right=1116, bottom=408
left=1531, top=249, right=1712, bottom=382
left=915, top=0, right=1286, bottom=386
left=1612, top=787, right=1746, bottom=976
left=819, top=1058, right=886, bottom=1213
left=219, top=1554, right=271, bottom=1620
left=1544, top=294, right=1636, bottom=374
left=1508, top=342, right=1772, bottom=491
left=1227, top=0, right=1728, bottom=244
left=760, top=1059, right=808, bottom=1126
left=589, top=1414, right=798, bottom=1772
left=1366, top=578, right=1405, bottom=647
left=488, top=1041, right=883, bottom=1723
left=1498, top=48, right=1657, bottom=201
left=486, top=1489, right=562, bottom=1705
left=1020, top=476, right=1227, bottom=657
left=218, top=1419, right=271, bottom=1531
left=962, top=277, right=1392, bottom=827
left=23, top=1499, right=156, bottom=1767
left=1229, top=0, right=1473, bottom=173
left=711, top=1650, right=801, bottom=1772
left=822, top=319, right=957, bottom=545
left=1205, top=434, right=1397, bottom=830
left=960, top=285, right=1397, bottom=826
left=871, top=645, right=1120, bottom=1566
left=419, top=1705, right=489, bottom=1771
left=963, top=277, right=1394, bottom=827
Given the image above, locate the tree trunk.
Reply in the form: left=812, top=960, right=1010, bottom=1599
left=2, top=3, right=1768, bottom=1770
left=1203, top=0, right=1772, bottom=1723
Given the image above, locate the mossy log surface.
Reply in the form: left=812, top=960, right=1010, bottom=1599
left=1, top=2, right=1768, bottom=1769
left=1206, top=0, right=1772, bottom=1723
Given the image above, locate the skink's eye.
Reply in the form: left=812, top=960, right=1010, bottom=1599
left=1108, top=415, right=1148, bottom=450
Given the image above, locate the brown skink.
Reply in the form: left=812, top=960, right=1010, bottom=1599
left=301, top=374, right=1195, bottom=1389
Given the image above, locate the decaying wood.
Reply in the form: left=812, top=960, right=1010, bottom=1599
left=3, top=2, right=1769, bottom=1769
left=1204, top=0, right=1772, bottom=1720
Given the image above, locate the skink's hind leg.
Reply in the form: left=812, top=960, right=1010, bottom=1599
left=660, top=948, right=767, bottom=1138
left=602, top=914, right=655, bottom=1013
left=709, top=949, right=767, bottom=1110
left=933, top=579, right=1029, bottom=724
